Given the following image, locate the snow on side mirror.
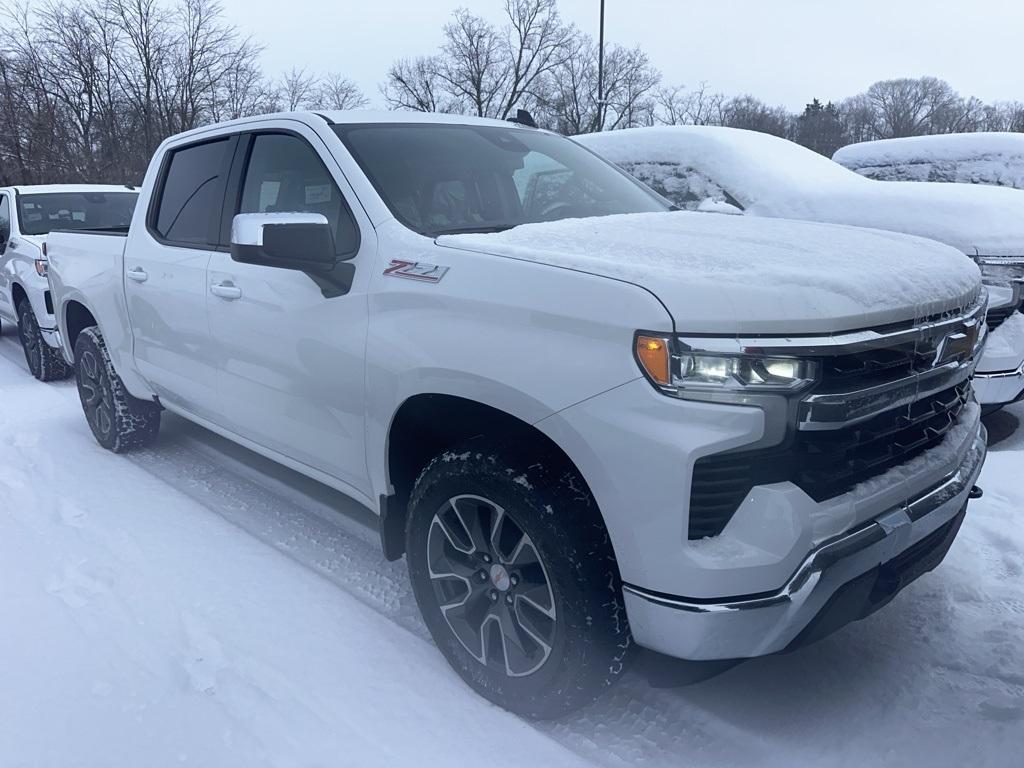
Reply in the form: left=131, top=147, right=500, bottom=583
left=696, top=198, right=744, bottom=215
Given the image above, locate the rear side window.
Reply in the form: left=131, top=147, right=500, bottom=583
left=153, top=138, right=232, bottom=246
left=0, top=194, right=9, bottom=242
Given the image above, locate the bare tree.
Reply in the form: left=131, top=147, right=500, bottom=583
left=539, top=38, right=659, bottom=133
left=654, top=82, right=725, bottom=126
left=382, top=56, right=446, bottom=112
left=316, top=72, right=368, bottom=111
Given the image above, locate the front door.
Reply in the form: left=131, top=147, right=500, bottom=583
left=207, top=128, right=372, bottom=496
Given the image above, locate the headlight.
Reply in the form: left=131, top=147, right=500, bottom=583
left=636, top=335, right=818, bottom=395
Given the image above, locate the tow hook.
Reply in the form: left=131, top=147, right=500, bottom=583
left=969, top=485, right=984, bottom=500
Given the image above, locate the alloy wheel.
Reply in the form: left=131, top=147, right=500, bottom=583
left=77, top=349, right=113, bottom=438
left=18, top=308, right=42, bottom=376
left=427, top=494, right=557, bottom=677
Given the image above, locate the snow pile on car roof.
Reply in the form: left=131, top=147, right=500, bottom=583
left=833, top=133, right=1024, bottom=189
left=442, top=211, right=981, bottom=329
left=577, top=125, right=865, bottom=209
left=577, top=126, right=1024, bottom=256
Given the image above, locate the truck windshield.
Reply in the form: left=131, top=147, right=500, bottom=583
left=334, top=123, right=672, bottom=237
left=17, top=192, right=138, bottom=236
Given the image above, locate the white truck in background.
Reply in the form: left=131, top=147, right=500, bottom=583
left=577, top=126, right=1024, bottom=411
left=45, top=111, right=988, bottom=718
left=0, top=185, right=138, bottom=379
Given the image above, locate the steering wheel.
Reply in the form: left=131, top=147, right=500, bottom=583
left=537, top=202, right=591, bottom=222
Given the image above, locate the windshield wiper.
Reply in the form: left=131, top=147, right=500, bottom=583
left=432, top=224, right=517, bottom=237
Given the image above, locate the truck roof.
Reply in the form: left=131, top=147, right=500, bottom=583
left=160, top=110, right=533, bottom=148
left=4, top=184, right=137, bottom=195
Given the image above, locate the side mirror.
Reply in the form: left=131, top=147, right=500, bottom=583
left=230, top=212, right=336, bottom=272
left=696, top=198, right=744, bottom=216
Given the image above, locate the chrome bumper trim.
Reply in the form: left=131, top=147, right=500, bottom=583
left=623, top=423, right=987, bottom=615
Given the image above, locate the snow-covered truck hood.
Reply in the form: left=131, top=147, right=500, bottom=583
left=439, top=212, right=981, bottom=335
left=575, top=126, right=1024, bottom=257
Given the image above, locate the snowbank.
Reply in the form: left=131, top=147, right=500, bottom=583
left=442, top=210, right=980, bottom=333
left=834, top=133, right=1024, bottom=189
left=576, top=126, right=1024, bottom=256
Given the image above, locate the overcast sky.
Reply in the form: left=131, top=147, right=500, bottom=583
left=217, top=0, right=1024, bottom=110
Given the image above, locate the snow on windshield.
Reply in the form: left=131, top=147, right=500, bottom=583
left=833, top=132, right=1024, bottom=189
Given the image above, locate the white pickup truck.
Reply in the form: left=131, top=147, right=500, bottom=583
left=0, top=185, right=137, bottom=379
left=45, top=111, right=988, bottom=718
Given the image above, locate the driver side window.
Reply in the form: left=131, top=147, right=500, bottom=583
left=239, top=133, right=359, bottom=257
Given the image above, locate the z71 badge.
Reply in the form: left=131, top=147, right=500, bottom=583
left=383, top=259, right=450, bottom=283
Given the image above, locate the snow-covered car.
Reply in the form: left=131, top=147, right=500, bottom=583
left=834, top=132, right=1024, bottom=190
left=577, top=126, right=1024, bottom=411
left=44, top=111, right=988, bottom=717
left=0, top=184, right=138, bottom=380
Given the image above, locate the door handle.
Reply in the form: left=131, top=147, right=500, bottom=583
left=126, top=267, right=148, bottom=282
left=211, top=281, right=242, bottom=300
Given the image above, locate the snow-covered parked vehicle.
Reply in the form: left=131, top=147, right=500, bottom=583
left=45, top=111, right=988, bottom=717
left=0, top=184, right=138, bottom=380
left=577, top=126, right=1024, bottom=411
left=834, top=132, right=1024, bottom=190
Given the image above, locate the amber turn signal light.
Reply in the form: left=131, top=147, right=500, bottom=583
left=636, top=335, right=671, bottom=386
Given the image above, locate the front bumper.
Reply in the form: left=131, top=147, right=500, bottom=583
left=623, top=420, right=986, bottom=660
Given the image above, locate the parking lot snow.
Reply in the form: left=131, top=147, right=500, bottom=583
left=0, top=334, right=1021, bottom=767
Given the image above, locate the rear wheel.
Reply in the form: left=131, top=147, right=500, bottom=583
left=17, top=298, right=70, bottom=381
left=406, top=439, right=631, bottom=719
left=73, top=327, right=160, bottom=452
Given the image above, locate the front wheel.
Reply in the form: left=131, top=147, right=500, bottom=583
left=73, top=327, right=161, bottom=452
left=17, top=298, right=70, bottom=381
left=406, top=439, right=631, bottom=719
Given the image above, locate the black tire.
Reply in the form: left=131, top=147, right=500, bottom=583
left=406, top=439, right=631, bottom=719
left=17, top=297, right=71, bottom=381
left=73, top=326, right=160, bottom=452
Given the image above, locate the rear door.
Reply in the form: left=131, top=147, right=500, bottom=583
left=207, top=125, right=373, bottom=496
left=126, top=136, right=236, bottom=421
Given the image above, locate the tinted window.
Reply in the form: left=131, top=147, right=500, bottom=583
left=0, top=194, right=9, bottom=242
left=17, top=192, right=137, bottom=235
left=335, top=124, right=670, bottom=236
left=239, top=133, right=359, bottom=255
left=154, top=138, right=231, bottom=245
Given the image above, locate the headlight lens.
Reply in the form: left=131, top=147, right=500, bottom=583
left=636, top=334, right=817, bottom=395
left=678, top=353, right=816, bottom=390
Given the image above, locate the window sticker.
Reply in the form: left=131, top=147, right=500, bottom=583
left=305, top=184, right=332, bottom=204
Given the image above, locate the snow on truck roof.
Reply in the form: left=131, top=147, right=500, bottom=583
left=834, top=132, right=1024, bottom=168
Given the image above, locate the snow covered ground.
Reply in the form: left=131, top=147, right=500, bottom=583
left=0, top=331, right=1022, bottom=768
